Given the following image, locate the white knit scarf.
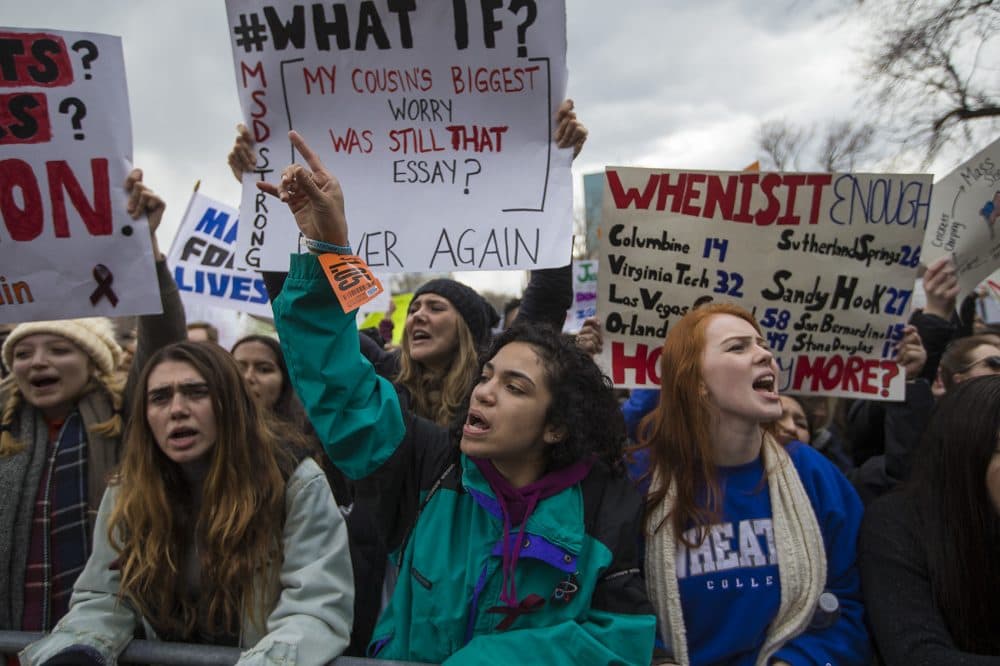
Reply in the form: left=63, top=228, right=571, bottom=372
left=644, top=434, right=826, bottom=665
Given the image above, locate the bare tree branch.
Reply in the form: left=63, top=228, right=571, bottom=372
left=757, top=119, right=875, bottom=171
left=858, top=0, right=1000, bottom=161
left=758, top=120, right=810, bottom=171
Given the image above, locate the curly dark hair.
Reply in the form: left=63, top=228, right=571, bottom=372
left=450, top=321, right=626, bottom=475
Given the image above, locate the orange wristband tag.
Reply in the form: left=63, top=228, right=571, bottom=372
left=318, top=253, right=384, bottom=312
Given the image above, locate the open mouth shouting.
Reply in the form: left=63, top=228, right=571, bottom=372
left=29, top=375, right=60, bottom=393
left=463, top=409, right=492, bottom=438
left=167, top=426, right=201, bottom=450
left=752, top=373, right=779, bottom=398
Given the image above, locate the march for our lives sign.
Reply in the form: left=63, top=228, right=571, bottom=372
left=167, top=190, right=271, bottom=317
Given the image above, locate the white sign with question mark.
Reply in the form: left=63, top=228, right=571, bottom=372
left=0, top=27, right=161, bottom=323
left=226, top=0, right=574, bottom=275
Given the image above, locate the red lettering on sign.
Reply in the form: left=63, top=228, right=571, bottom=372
left=0, top=32, right=73, bottom=87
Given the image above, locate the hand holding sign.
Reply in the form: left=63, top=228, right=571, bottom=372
left=87, top=168, right=165, bottom=308
left=228, top=122, right=254, bottom=183
left=124, top=168, right=165, bottom=259
left=256, top=130, right=348, bottom=247
left=921, top=255, right=960, bottom=320
left=575, top=316, right=603, bottom=357
left=553, top=98, right=587, bottom=159
left=895, top=325, right=927, bottom=381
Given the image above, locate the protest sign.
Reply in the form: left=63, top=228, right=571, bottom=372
left=978, top=268, right=1000, bottom=322
left=0, top=28, right=159, bottom=323
left=167, top=190, right=273, bottom=318
left=360, top=291, right=411, bottom=345
left=583, top=172, right=603, bottom=256
left=225, top=0, right=572, bottom=274
left=598, top=167, right=932, bottom=400
left=924, top=136, right=1000, bottom=298
left=564, top=258, right=597, bottom=333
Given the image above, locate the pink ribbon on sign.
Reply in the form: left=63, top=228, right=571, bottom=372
left=89, top=264, right=119, bottom=307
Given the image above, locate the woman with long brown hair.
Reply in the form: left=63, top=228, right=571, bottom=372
left=639, top=303, right=869, bottom=665
left=230, top=332, right=382, bottom=655
left=860, top=375, right=1000, bottom=663
left=21, top=342, right=352, bottom=665
left=0, top=171, right=186, bottom=641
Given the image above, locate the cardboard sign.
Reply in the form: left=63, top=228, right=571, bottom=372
left=924, top=136, right=1000, bottom=298
left=166, top=190, right=273, bottom=317
left=225, top=0, right=572, bottom=274
left=598, top=167, right=932, bottom=400
left=360, top=291, right=412, bottom=344
left=564, top=259, right=597, bottom=333
left=0, top=28, right=159, bottom=323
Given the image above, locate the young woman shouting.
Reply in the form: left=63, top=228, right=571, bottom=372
left=263, top=131, right=656, bottom=665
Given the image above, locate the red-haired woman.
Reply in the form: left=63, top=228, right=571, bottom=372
left=639, top=303, right=870, bottom=665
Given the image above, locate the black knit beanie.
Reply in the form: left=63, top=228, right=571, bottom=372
left=413, top=279, right=500, bottom=347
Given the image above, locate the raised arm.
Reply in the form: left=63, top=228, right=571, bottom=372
left=266, top=133, right=458, bottom=557
left=911, top=256, right=960, bottom=382
left=264, top=132, right=402, bottom=479
left=123, top=170, right=186, bottom=408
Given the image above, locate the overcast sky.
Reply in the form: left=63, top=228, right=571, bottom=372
left=2, top=0, right=970, bottom=297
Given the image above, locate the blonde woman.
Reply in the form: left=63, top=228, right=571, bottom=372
left=639, top=303, right=869, bottom=665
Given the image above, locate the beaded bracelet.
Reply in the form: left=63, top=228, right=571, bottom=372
left=303, top=237, right=352, bottom=255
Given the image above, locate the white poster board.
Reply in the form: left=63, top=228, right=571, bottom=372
left=0, top=28, right=159, bottom=323
left=924, top=136, right=1000, bottom=298
left=225, top=0, right=572, bottom=274
left=598, top=167, right=932, bottom=400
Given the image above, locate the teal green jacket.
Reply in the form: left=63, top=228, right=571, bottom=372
left=274, top=254, right=656, bottom=665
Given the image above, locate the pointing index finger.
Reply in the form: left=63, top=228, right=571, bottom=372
left=289, top=130, right=326, bottom=174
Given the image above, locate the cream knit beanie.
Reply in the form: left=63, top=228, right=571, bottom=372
left=2, top=317, right=123, bottom=376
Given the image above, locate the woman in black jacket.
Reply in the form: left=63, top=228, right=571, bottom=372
left=860, top=375, right=1000, bottom=664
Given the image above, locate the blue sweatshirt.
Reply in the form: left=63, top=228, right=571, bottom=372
left=635, top=441, right=871, bottom=665
left=678, top=454, right=781, bottom=665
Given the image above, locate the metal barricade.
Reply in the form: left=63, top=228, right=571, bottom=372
left=0, top=631, right=429, bottom=666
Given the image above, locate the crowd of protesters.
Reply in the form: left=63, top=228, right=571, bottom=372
left=1, top=103, right=999, bottom=666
